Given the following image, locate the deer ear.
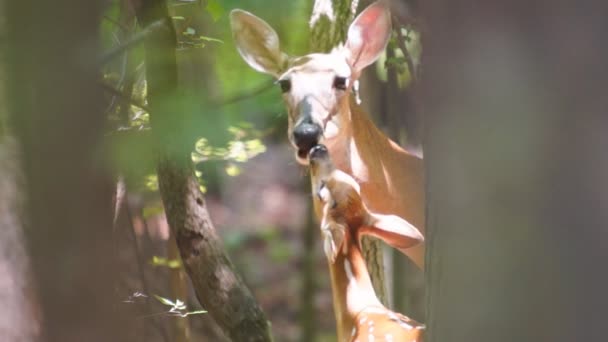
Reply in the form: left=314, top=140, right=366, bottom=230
left=230, top=9, right=288, bottom=77
left=345, top=1, right=392, bottom=74
left=361, top=213, right=423, bottom=255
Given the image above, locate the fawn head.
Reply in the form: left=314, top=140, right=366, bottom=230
left=308, top=145, right=423, bottom=262
left=230, top=2, right=392, bottom=164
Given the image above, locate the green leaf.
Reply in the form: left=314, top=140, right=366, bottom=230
left=150, top=256, right=182, bottom=269
left=198, top=35, right=223, bottom=44
left=184, top=310, right=207, bottom=316
left=172, top=16, right=186, bottom=21
left=144, top=174, right=159, bottom=191
left=153, top=295, right=176, bottom=307
left=198, top=36, right=224, bottom=44
left=183, top=27, right=196, bottom=36
left=205, top=0, right=224, bottom=22
left=225, top=164, right=241, bottom=177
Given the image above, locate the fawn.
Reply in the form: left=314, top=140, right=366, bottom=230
left=309, top=144, right=424, bottom=341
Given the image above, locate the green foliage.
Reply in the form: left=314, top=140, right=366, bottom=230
left=205, top=0, right=224, bottom=22
left=377, top=27, right=422, bottom=88
left=192, top=123, right=266, bottom=174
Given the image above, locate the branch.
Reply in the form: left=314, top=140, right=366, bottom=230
left=135, top=1, right=273, bottom=340
left=99, top=19, right=166, bottom=66
left=100, top=81, right=150, bottom=113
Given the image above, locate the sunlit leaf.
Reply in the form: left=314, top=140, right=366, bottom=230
left=198, top=35, right=223, bottom=44
left=144, top=174, right=159, bottom=191
left=183, top=310, right=207, bottom=316
left=175, top=299, right=186, bottom=310
left=150, top=256, right=182, bottom=269
left=153, top=295, right=175, bottom=307
left=225, top=164, right=241, bottom=177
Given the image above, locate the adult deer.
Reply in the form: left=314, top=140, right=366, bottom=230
left=230, top=2, right=425, bottom=268
left=309, top=144, right=424, bottom=341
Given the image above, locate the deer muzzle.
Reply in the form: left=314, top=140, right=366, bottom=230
left=292, top=98, right=322, bottom=160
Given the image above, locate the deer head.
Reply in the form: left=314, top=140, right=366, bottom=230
left=230, top=2, right=392, bottom=164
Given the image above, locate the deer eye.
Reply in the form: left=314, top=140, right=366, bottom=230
left=333, top=76, right=348, bottom=90
left=278, top=79, right=291, bottom=93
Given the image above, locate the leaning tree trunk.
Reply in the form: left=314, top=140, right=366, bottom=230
left=134, top=1, right=272, bottom=341
left=423, top=1, right=608, bottom=341
left=310, top=0, right=388, bottom=305
left=4, top=1, right=128, bottom=341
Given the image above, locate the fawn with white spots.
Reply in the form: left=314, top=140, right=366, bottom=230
left=309, top=145, right=424, bottom=342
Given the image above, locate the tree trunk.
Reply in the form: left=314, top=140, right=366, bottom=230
left=310, top=0, right=388, bottom=306
left=4, top=1, right=128, bottom=340
left=134, top=1, right=272, bottom=341
left=0, top=140, right=40, bottom=341
left=423, top=1, right=608, bottom=341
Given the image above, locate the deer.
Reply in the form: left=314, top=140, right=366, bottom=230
left=230, top=1, right=426, bottom=269
left=308, top=144, right=424, bottom=341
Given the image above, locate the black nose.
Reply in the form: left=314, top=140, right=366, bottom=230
left=293, top=123, right=321, bottom=152
left=309, top=144, right=328, bottom=160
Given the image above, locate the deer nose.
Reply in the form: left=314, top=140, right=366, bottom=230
left=309, top=144, right=328, bottom=160
left=293, top=123, right=321, bottom=153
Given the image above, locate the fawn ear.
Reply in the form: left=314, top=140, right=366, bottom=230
left=322, top=223, right=346, bottom=264
left=361, top=213, right=423, bottom=254
left=230, top=9, right=288, bottom=77
left=344, top=1, right=392, bottom=74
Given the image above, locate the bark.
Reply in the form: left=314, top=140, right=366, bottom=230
left=423, top=1, right=608, bottom=341
left=5, top=0, right=127, bottom=340
left=135, top=1, right=272, bottom=341
left=0, top=139, right=40, bottom=341
left=299, top=203, right=318, bottom=342
left=168, top=236, right=190, bottom=342
left=310, top=0, right=388, bottom=306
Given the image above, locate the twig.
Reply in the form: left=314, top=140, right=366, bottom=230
left=100, top=81, right=150, bottom=113
left=99, top=19, right=167, bottom=66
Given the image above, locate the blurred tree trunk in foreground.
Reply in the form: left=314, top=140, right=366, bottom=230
left=4, top=1, right=129, bottom=341
left=0, top=142, right=40, bottom=341
left=135, top=1, right=272, bottom=341
left=423, top=1, right=608, bottom=341
left=310, top=0, right=388, bottom=306
left=1, top=5, right=40, bottom=340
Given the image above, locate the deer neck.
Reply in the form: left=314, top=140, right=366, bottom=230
left=326, top=96, right=389, bottom=187
left=328, top=230, right=384, bottom=341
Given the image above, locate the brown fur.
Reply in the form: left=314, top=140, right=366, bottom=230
left=310, top=153, right=424, bottom=341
